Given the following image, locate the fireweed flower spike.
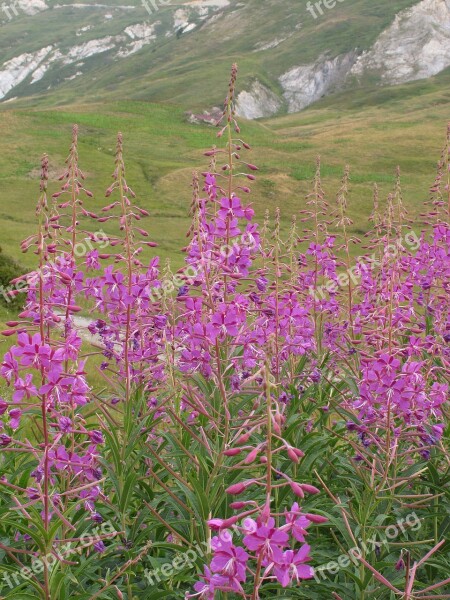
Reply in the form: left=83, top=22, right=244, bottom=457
left=0, top=150, right=104, bottom=598
left=85, top=132, right=166, bottom=401
left=178, top=66, right=325, bottom=599
left=194, top=367, right=324, bottom=599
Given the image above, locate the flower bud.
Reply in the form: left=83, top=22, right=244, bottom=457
left=395, top=558, right=405, bottom=571
left=300, top=484, right=321, bottom=495
left=230, top=502, right=247, bottom=510
left=226, top=480, right=254, bottom=495
left=287, top=448, right=300, bottom=463
left=244, top=448, right=260, bottom=465
left=224, top=448, right=242, bottom=456
left=236, top=432, right=251, bottom=444
left=0, top=434, right=12, bottom=447
left=208, top=515, right=239, bottom=530
left=67, top=305, right=82, bottom=313
left=290, top=482, right=305, bottom=498
left=226, top=482, right=247, bottom=495
left=305, top=513, right=328, bottom=524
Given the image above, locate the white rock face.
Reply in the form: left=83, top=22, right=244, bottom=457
left=54, top=3, right=134, bottom=8
left=125, top=23, right=156, bottom=40
left=235, top=80, right=282, bottom=119
left=3, top=0, right=449, bottom=110
left=0, top=27, right=157, bottom=98
left=76, top=25, right=93, bottom=36
left=280, top=52, right=357, bottom=112
left=182, top=0, right=229, bottom=7
left=63, top=37, right=118, bottom=65
left=119, top=22, right=158, bottom=56
left=254, top=37, right=289, bottom=52
left=17, top=0, right=48, bottom=15
left=30, top=49, right=62, bottom=83
left=174, top=9, right=189, bottom=29
left=65, top=70, right=83, bottom=81
left=351, top=0, right=450, bottom=84
left=174, top=0, right=228, bottom=29
left=0, top=46, right=53, bottom=98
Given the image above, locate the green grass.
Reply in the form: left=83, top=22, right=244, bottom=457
left=0, top=66, right=448, bottom=283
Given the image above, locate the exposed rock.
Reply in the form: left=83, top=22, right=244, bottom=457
left=2, top=0, right=450, bottom=110
left=235, top=80, right=282, bottom=119
left=182, top=0, right=230, bottom=7
left=54, top=3, right=134, bottom=8
left=76, top=25, right=93, bottom=36
left=0, top=46, right=53, bottom=98
left=253, top=37, right=289, bottom=52
left=62, top=37, right=118, bottom=65
left=186, top=106, right=222, bottom=125
left=17, top=0, right=48, bottom=15
left=119, top=22, right=159, bottom=56
left=351, top=0, right=450, bottom=84
left=280, top=52, right=357, bottom=112
left=174, top=8, right=189, bottom=29
left=31, top=49, right=64, bottom=84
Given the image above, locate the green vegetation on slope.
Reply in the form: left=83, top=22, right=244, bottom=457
left=0, top=68, right=449, bottom=277
left=2, top=0, right=421, bottom=109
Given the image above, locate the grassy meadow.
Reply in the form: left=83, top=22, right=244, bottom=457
left=1, top=69, right=449, bottom=270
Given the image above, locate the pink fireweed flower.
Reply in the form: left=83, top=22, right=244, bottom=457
left=186, top=567, right=240, bottom=600
left=13, top=374, right=38, bottom=402
left=12, top=332, right=64, bottom=370
left=85, top=249, right=101, bottom=270
left=218, top=196, right=246, bottom=220
left=8, top=408, right=22, bottom=430
left=273, top=545, right=314, bottom=587
left=210, top=534, right=249, bottom=582
left=284, top=503, right=311, bottom=542
left=48, top=445, right=70, bottom=470
left=1, top=351, right=19, bottom=382
left=243, top=518, right=289, bottom=562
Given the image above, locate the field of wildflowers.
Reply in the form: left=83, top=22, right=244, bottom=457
left=0, top=67, right=449, bottom=600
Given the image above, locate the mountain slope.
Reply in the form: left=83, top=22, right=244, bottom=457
left=0, top=67, right=449, bottom=275
left=2, top=0, right=449, bottom=117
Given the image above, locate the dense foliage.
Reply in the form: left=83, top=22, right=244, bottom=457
left=0, top=68, right=449, bottom=600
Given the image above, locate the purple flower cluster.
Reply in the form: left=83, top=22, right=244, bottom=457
left=188, top=504, right=317, bottom=598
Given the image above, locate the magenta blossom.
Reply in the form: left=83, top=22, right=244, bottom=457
left=284, top=503, right=311, bottom=542
left=243, top=518, right=289, bottom=562
left=210, top=533, right=248, bottom=582
left=273, top=545, right=314, bottom=587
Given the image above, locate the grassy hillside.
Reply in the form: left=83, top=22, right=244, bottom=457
left=1, top=0, right=421, bottom=108
left=0, top=68, right=449, bottom=276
